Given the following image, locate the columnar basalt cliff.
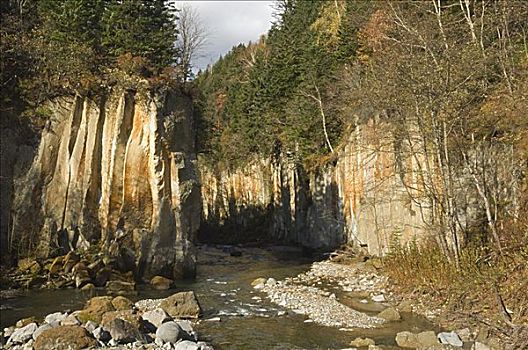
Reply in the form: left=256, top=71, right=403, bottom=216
left=9, top=89, right=201, bottom=279
left=199, top=116, right=459, bottom=255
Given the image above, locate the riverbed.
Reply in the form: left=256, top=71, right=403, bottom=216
left=1, top=245, right=438, bottom=349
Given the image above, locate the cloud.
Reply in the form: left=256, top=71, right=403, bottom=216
left=177, top=1, right=275, bottom=70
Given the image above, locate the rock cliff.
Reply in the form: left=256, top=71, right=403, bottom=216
left=199, top=116, right=441, bottom=255
left=9, top=89, right=200, bottom=279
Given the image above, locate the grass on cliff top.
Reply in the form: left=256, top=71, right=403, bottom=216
left=382, top=232, right=528, bottom=348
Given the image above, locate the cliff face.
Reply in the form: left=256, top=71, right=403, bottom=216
left=199, top=116, right=437, bottom=255
left=9, top=89, right=200, bottom=279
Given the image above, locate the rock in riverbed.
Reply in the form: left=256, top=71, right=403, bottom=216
left=33, top=325, right=96, bottom=350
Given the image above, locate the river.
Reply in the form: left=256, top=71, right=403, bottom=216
left=1, top=245, right=439, bottom=349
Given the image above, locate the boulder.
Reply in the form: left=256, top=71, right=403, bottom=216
left=93, top=327, right=111, bottom=342
left=350, top=337, right=375, bottom=347
left=33, top=325, right=96, bottom=350
left=106, top=280, right=136, bottom=292
left=156, top=321, right=183, bottom=344
left=80, top=283, right=95, bottom=291
left=251, top=278, right=267, bottom=287
left=455, top=328, right=472, bottom=342
left=106, top=318, right=142, bottom=344
left=61, top=314, right=81, bottom=326
left=112, top=296, right=134, bottom=310
left=18, top=258, right=39, bottom=272
left=8, top=323, right=38, bottom=344
left=438, top=332, right=463, bottom=347
left=101, top=310, right=142, bottom=331
left=142, top=308, right=172, bottom=329
left=174, top=340, right=200, bottom=350
left=151, top=276, right=173, bottom=290
left=371, top=294, right=386, bottom=302
left=160, top=291, right=201, bottom=319
left=44, top=312, right=67, bottom=326
left=16, top=317, right=38, bottom=328
left=265, top=278, right=277, bottom=287
left=377, top=307, right=401, bottom=321
left=176, top=320, right=197, bottom=341
left=33, top=324, right=53, bottom=341
left=396, top=331, right=439, bottom=348
left=472, top=342, right=491, bottom=350
left=398, top=300, right=413, bottom=313
left=77, top=296, right=115, bottom=323
left=84, top=320, right=98, bottom=333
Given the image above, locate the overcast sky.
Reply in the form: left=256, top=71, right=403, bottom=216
left=177, top=1, right=275, bottom=71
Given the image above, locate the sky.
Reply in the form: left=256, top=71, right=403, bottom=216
left=177, top=1, right=275, bottom=71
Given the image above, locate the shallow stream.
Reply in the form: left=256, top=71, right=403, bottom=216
left=1, top=245, right=439, bottom=349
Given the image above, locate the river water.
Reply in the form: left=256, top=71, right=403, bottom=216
left=1, top=245, right=439, bottom=349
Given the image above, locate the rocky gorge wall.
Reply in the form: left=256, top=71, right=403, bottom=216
left=8, top=88, right=201, bottom=279
left=199, top=116, right=436, bottom=255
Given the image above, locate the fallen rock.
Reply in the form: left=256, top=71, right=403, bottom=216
left=151, top=275, right=173, bottom=290
left=61, top=314, right=81, bottom=326
left=142, top=308, right=172, bottom=329
left=378, top=307, right=401, bottom=321
left=174, top=340, right=200, bottom=350
left=106, top=280, right=136, bottom=292
left=101, top=310, right=142, bottom=331
left=93, top=326, right=111, bottom=342
left=106, top=318, right=142, bottom=344
left=160, top=291, right=201, bottom=319
left=33, top=325, right=96, bottom=350
left=455, top=328, right=472, bottom=342
left=350, top=337, right=375, bottom=347
left=112, top=296, right=134, bottom=310
left=438, top=332, right=463, bottom=347
left=396, top=331, right=439, bottom=348
left=33, top=324, right=53, bottom=341
left=77, top=296, right=115, bottom=323
left=80, top=283, right=95, bottom=291
left=398, top=300, right=413, bottom=313
left=8, top=323, right=38, bottom=344
left=251, top=278, right=267, bottom=287
left=472, top=342, right=491, bottom=350
left=156, top=321, right=182, bottom=344
left=371, top=294, right=386, bottom=302
left=44, top=312, right=67, bottom=326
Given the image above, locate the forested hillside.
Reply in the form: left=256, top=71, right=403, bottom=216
left=194, top=0, right=528, bottom=341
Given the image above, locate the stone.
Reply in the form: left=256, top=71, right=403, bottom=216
left=378, top=307, right=401, bottom=321
left=142, top=308, right=172, bottom=329
left=174, top=340, right=200, bottom=350
left=398, top=300, right=413, bottom=313
left=77, top=296, right=115, bottom=323
left=350, top=337, right=375, bottom=347
left=32, top=324, right=53, bottom=341
left=44, top=312, right=67, bottom=325
left=156, top=321, right=183, bottom=344
left=80, top=283, right=95, bottom=291
left=151, top=276, right=173, bottom=290
left=112, top=296, right=134, bottom=310
left=455, top=328, right=472, bottom=342
left=8, top=323, right=38, bottom=344
left=33, top=325, right=96, bottom=350
left=265, top=278, right=277, bottom=287
left=94, top=267, right=112, bottom=287
left=84, top=320, right=98, bottom=333
left=371, top=294, right=386, bottom=302
left=61, top=314, right=81, bottom=326
left=472, top=342, right=491, bottom=350
left=438, top=332, right=463, bottom=347
left=101, top=310, right=142, bottom=331
left=106, top=318, right=142, bottom=344
left=93, top=327, right=111, bottom=342
left=106, top=280, right=136, bottom=292
left=18, top=258, right=38, bottom=272
left=16, top=317, right=38, bottom=328
left=251, top=278, right=267, bottom=287
left=48, top=256, right=63, bottom=275
left=176, top=320, right=197, bottom=341
left=396, top=331, right=439, bottom=348
left=160, top=291, right=201, bottom=319
left=75, top=270, right=91, bottom=288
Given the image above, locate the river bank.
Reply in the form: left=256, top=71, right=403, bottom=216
left=0, top=245, right=517, bottom=349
